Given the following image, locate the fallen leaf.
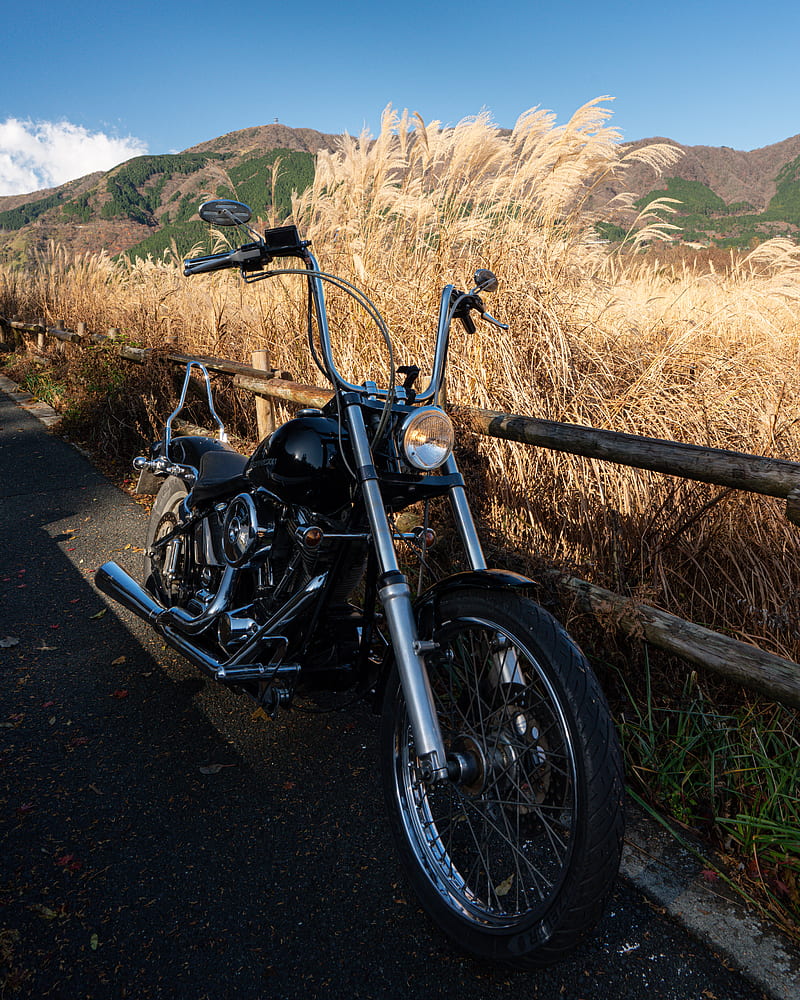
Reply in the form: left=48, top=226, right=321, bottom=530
left=199, top=764, right=224, bottom=775
left=110, top=689, right=128, bottom=699
left=56, top=853, right=82, bottom=873
left=0, top=636, right=19, bottom=648
left=89, top=609, right=107, bottom=620
left=494, top=874, right=514, bottom=897
left=90, top=933, right=99, bottom=951
left=111, top=656, right=126, bottom=666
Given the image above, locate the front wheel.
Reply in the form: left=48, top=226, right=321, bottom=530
left=380, top=587, right=624, bottom=968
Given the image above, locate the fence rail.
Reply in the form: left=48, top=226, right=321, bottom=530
left=4, top=315, right=800, bottom=708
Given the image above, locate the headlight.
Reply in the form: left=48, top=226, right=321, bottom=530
left=401, top=408, right=455, bottom=471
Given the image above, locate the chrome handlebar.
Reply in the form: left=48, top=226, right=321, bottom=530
left=184, top=232, right=504, bottom=402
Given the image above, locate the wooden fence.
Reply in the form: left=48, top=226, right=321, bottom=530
left=3, top=315, right=800, bottom=709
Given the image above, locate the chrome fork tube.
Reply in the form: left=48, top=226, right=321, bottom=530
left=443, top=455, right=525, bottom=686
left=346, top=401, right=448, bottom=781
left=442, top=454, right=487, bottom=571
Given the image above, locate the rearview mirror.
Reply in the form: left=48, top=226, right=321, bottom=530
left=473, top=269, right=498, bottom=293
left=198, top=199, right=253, bottom=227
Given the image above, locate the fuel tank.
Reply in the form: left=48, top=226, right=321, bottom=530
left=245, top=412, right=351, bottom=514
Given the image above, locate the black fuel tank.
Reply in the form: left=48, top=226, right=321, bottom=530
left=245, top=413, right=351, bottom=514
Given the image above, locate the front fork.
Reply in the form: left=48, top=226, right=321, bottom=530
left=346, top=403, right=516, bottom=783
left=345, top=402, right=449, bottom=780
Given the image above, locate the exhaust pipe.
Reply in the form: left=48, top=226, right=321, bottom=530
left=95, top=561, right=228, bottom=676
left=95, top=561, right=163, bottom=625
left=95, top=560, right=327, bottom=683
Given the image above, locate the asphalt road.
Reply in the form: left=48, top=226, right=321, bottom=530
left=0, top=383, right=777, bottom=999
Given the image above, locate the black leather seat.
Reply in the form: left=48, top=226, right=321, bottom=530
left=189, top=450, right=249, bottom=505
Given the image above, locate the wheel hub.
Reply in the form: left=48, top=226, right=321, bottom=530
left=448, top=709, right=551, bottom=806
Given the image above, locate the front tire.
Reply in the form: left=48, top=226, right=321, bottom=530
left=380, top=587, right=624, bottom=968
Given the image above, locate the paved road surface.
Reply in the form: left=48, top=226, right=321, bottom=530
left=0, top=383, right=782, bottom=999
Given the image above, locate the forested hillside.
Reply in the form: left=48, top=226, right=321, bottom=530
left=2, top=121, right=800, bottom=262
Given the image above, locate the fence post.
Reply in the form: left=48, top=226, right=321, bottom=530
left=251, top=349, right=276, bottom=440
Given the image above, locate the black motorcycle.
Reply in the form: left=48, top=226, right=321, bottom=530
left=96, top=200, right=624, bottom=968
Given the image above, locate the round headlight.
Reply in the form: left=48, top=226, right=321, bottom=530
left=401, top=408, right=455, bottom=471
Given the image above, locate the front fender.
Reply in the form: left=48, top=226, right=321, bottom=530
left=414, top=568, right=535, bottom=633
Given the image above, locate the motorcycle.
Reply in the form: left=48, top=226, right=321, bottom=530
left=95, top=200, right=624, bottom=968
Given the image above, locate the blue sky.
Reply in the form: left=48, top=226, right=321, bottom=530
left=2, top=0, right=798, bottom=195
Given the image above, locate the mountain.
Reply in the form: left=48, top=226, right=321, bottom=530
left=2, top=124, right=800, bottom=262
left=596, top=134, right=800, bottom=246
left=0, top=124, right=337, bottom=264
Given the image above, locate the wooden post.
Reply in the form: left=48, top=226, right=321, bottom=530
left=37, top=318, right=46, bottom=351
left=251, top=349, right=277, bottom=440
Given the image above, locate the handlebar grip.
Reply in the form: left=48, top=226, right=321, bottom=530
left=184, top=243, right=267, bottom=276
left=459, top=311, right=477, bottom=336
left=183, top=251, right=235, bottom=276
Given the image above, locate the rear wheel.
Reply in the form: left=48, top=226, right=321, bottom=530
left=380, top=587, right=624, bottom=968
left=142, top=476, right=190, bottom=606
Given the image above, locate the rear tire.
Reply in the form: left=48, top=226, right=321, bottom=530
left=380, top=587, right=624, bottom=968
left=142, top=476, right=190, bottom=605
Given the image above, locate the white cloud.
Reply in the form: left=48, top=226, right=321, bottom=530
left=0, top=119, right=149, bottom=196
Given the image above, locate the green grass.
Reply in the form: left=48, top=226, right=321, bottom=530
left=612, top=650, right=800, bottom=935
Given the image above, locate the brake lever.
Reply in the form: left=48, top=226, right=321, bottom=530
left=480, top=310, right=509, bottom=331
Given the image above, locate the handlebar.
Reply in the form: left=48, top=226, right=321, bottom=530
left=184, top=243, right=266, bottom=276
left=183, top=223, right=507, bottom=403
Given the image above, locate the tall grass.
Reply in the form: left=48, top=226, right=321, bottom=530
left=4, top=101, right=800, bottom=660
left=4, top=100, right=800, bottom=659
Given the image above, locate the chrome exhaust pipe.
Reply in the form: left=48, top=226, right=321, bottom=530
left=95, top=561, right=163, bottom=625
left=95, top=561, right=328, bottom=683
left=95, top=560, right=238, bottom=677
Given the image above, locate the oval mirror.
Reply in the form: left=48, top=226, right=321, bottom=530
left=473, top=268, right=498, bottom=293
left=198, top=199, right=252, bottom=226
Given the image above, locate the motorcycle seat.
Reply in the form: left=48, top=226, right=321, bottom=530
left=189, top=450, right=250, bottom=505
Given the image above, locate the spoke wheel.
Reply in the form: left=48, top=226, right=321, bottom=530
left=143, top=476, right=190, bottom=606
left=381, top=588, right=624, bottom=968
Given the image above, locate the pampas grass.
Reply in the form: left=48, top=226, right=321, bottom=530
left=4, top=100, right=800, bottom=661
